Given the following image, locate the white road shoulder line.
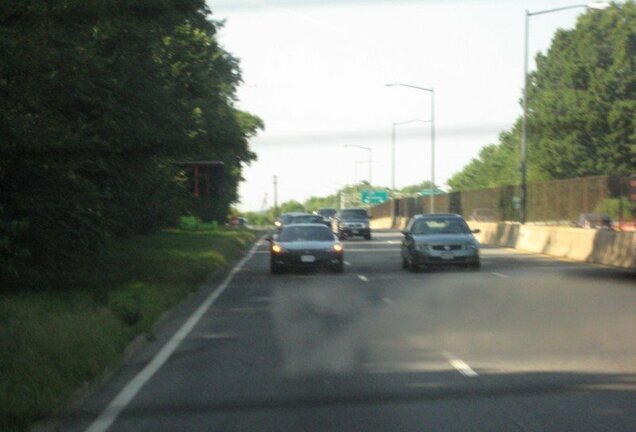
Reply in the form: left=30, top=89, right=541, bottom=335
left=357, top=274, right=369, bottom=282
left=84, top=237, right=263, bottom=432
left=344, top=261, right=352, bottom=266
left=491, top=272, right=510, bottom=279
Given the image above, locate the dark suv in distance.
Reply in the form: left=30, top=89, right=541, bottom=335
left=315, top=207, right=337, bottom=224
left=333, top=208, right=371, bottom=240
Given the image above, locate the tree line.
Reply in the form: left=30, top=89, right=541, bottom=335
left=448, top=1, right=635, bottom=191
left=0, top=0, right=262, bottom=286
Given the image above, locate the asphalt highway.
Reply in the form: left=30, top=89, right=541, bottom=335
left=63, top=230, right=636, bottom=432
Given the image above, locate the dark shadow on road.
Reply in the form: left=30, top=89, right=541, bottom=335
left=93, top=370, right=636, bottom=417
left=561, top=266, right=635, bottom=283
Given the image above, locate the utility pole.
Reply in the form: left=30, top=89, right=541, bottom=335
left=273, top=176, right=278, bottom=217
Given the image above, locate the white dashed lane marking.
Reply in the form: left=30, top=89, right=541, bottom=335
left=357, top=275, right=369, bottom=282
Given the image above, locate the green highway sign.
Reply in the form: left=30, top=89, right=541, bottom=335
left=361, top=190, right=389, bottom=204
left=419, top=188, right=445, bottom=196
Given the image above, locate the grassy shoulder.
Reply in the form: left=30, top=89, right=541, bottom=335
left=0, top=228, right=257, bottom=432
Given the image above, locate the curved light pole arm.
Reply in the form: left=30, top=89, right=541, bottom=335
left=344, top=144, right=372, bottom=184
left=386, top=83, right=436, bottom=212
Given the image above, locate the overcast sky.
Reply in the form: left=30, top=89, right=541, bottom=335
left=207, top=0, right=608, bottom=212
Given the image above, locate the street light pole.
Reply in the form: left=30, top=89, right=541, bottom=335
left=273, top=175, right=278, bottom=217
left=344, top=145, right=372, bottom=185
left=386, top=83, right=436, bottom=212
left=354, top=160, right=367, bottom=184
left=520, top=1, right=609, bottom=224
left=391, top=119, right=430, bottom=191
left=431, top=89, right=436, bottom=213
left=391, top=124, right=396, bottom=190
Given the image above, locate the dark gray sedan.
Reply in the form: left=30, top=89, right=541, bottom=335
left=268, top=224, right=344, bottom=274
left=401, top=213, right=481, bottom=272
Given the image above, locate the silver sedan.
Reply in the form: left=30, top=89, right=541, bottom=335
left=401, top=213, right=481, bottom=272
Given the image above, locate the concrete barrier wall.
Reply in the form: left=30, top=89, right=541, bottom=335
left=370, top=217, right=393, bottom=230
left=370, top=216, right=410, bottom=231
left=468, top=222, right=636, bottom=269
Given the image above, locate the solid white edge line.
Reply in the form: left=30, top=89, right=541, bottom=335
left=84, top=237, right=263, bottom=432
left=344, top=261, right=352, bottom=266
left=491, top=272, right=511, bottom=279
left=357, top=274, right=369, bottom=282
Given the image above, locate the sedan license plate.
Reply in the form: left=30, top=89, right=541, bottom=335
left=440, top=252, right=455, bottom=260
left=301, top=255, right=316, bottom=263
left=351, top=229, right=359, bottom=234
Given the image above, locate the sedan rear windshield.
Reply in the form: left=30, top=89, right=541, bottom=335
left=412, top=218, right=471, bottom=235
left=278, top=226, right=334, bottom=242
left=340, top=209, right=368, bottom=220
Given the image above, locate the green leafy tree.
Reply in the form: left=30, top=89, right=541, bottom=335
left=398, top=181, right=439, bottom=194
left=304, top=194, right=338, bottom=212
left=528, top=1, right=636, bottom=178
left=278, top=200, right=305, bottom=214
left=0, top=0, right=262, bottom=284
left=449, top=1, right=635, bottom=191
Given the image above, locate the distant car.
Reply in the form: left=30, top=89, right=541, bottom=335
left=268, top=224, right=344, bottom=274
left=274, top=212, right=306, bottom=230
left=469, top=208, right=496, bottom=222
left=575, top=213, right=613, bottom=230
left=289, top=213, right=330, bottom=226
left=315, top=208, right=337, bottom=223
left=237, top=217, right=247, bottom=227
left=333, top=208, right=371, bottom=240
left=401, top=213, right=481, bottom=272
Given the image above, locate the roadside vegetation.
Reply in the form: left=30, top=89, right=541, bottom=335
left=0, top=227, right=256, bottom=432
left=0, top=1, right=263, bottom=287
left=448, top=2, right=635, bottom=190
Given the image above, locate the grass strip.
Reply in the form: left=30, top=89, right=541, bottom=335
left=0, top=228, right=256, bottom=432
